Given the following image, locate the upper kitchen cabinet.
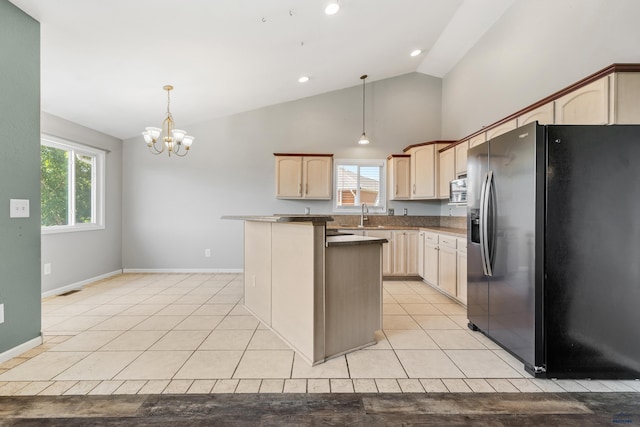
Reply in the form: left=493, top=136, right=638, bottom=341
left=454, top=140, right=469, bottom=176
left=274, top=154, right=333, bottom=199
left=469, top=133, right=486, bottom=148
left=387, top=154, right=411, bottom=200
left=554, top=76, right=609, bottom=124
left=405, top=142, right=450, bottom=200
left=485, top=119, right=517, bottom=141
left=610, top=72, right=640, bottom=124
left=438, top=147, right=455, bottom=199
left=517, top=102, right=554, bottom=127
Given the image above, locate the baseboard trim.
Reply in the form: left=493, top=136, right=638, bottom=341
left=122, top=268, right=243, bottom=274
left=0, top=336, right=43, bottom=364
left=41, top=269, right=123, bottom=298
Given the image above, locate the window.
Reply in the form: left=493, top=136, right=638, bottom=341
left=41, top=135, right=105, bottom=233
left=333, top=159, right=386, bottom=213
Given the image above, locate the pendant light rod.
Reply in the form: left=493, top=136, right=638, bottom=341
left=358, top=74, right=370, bottom=145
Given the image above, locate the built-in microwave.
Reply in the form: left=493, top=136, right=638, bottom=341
left=449, top=177, right=467, bottom=206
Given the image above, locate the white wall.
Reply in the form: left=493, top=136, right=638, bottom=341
left=122, top=73, right=444, bottom=270
left=441, top=0, right=640, bottom=139
left=41, top=113, right=123, bottom=294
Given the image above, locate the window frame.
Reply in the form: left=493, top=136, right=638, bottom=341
left=332, top=158, right=387, bottom=214
left=41, top=134, right=106, bottom=234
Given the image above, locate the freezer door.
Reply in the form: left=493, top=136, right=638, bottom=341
left=486, top=123, right=539, bottom=368
left=545, top=125, right=640, bottom=377
left=466, top=141, right=489, bottom=332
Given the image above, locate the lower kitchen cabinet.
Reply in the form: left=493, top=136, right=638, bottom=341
left=438, top=235, right=457, bottom=297
left=422, top=232, right=439, bottom=286
left=364, top=230, right=393, bottom=276
left=456, top=237, right=467, bottom=305
left=392, top=230, right=419, bottom=276
left=420, top=230, right=467, bottom=305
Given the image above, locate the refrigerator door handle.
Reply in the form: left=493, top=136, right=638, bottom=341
left=479, top=171, right=490, bottom=276
left=486, top=170, right=495, bottom=277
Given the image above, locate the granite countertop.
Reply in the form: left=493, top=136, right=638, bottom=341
left=222, top=215, right=334, bottom=223
left=329, top=224, right=466, bottom=237
left=325, top=235, right=388, bottom=247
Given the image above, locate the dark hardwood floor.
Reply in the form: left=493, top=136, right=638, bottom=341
left=1, top=392, right=638, bottom=426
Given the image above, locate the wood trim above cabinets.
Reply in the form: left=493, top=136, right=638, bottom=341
left=274, top=153, right=333, bottom=157
left=402, top=140, right=456, bottom=153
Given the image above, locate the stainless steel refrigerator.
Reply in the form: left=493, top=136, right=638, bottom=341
left=467, top=122, right=640, bottom=379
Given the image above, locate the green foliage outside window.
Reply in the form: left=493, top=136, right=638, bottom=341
left=41, top=144, right=95, bottom=227
left=75, top=154, right=93, bottom=224
left=41, top=145, right=69, bottom=226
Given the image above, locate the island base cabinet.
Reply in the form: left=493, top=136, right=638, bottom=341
left=270, top=223, right=325, bottom=363
left=325, top=244, right=382, bottom=358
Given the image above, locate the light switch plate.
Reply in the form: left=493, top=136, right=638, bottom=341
left=0, top=304, right=4, bottom=324
left=10, top=199, right=30, bottom=218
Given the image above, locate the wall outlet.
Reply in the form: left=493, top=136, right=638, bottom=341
left=44, top=263, right=52, bottom=275
left=0, top=304, right=4, bottom=324
left=204, top=249, right=211, bottom=257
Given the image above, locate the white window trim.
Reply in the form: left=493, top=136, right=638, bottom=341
left=41, top=134, right=106, bottom=234
left=333, top=158, right=386, bottom=214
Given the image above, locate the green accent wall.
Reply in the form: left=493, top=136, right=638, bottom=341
left=0, top=0, right=41, bottom=353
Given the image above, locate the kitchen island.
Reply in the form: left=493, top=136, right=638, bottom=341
left=223, top=215, right=386, bottom=365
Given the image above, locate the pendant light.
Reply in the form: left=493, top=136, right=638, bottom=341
left=358, top=74, right=370, bottom=145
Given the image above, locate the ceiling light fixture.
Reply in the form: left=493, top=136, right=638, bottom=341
left=358, top=74, right=370, bottom=145
left=142, top=85, right=194, bottom=157
left=325, top=2, right=340, bottom=15
left=298, top=76, right=310, bottom=83
left=410, top=49, right=422, bottom=57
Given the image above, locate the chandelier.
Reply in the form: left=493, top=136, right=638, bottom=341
left=142, top=85, right=194, bottom=157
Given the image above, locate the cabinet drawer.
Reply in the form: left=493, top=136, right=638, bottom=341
left=456, top=237, right=467, bottom=253
left=424, top=232, right=438, bottom=245
left=438, top=234, right=457, bottom=249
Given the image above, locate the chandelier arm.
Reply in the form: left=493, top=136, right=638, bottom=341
left=149, top=140, right=165, bottom=155
left=172, top=147, right=189, bottom=157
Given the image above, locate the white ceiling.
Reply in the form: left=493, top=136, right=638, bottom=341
left=10, top=0, right=514, bottom=140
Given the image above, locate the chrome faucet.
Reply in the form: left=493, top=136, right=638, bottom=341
left=360, top=203, right=369, bottom=227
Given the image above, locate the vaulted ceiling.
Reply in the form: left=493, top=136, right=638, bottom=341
left=10, top=0, right=514, bottom=139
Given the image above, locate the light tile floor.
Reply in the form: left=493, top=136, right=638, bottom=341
left=1, top=273, right=639, bottom=395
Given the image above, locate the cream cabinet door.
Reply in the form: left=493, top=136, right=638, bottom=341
left=517, top=102, right=554, bottom=127
left=610, top=72, right=640, bottom=124
left=418, top=231, right=425, bottom=278
left=275, top=156, right=302, bottom=198
left=438, top=245, right=457, bottom=297
left=469, top=133, right=486, bottom=148
left=486, top=119, right=517, bottom=141
left=554, top=76, right=609, bottom=124
left=387, top=155, right=411, bottom=200
left=410, top=145, right=436, bottom=199
left=438, top=149, right=455, bottom=199
left=405, top=230, right=419, bottom=275
left=423, top=232, right=439, bottom=286
left=367, top=230, right=393, bottom=276
left=456, top=250, right=467, bottom=306
left=455, top=141, right=469, bottom=176
left=393, top=230, right=418, bottom=276
left=303, top=156, right=332, bottom=199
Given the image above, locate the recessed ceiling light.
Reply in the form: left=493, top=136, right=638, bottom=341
left=325, top=2, right=340, bottom=15
left=298, top=76, right=310, bottom=83
left=410, top=49, right=422, bottom=57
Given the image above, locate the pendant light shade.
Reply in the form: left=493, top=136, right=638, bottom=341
left=358, top=74, right=370, bottom=145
